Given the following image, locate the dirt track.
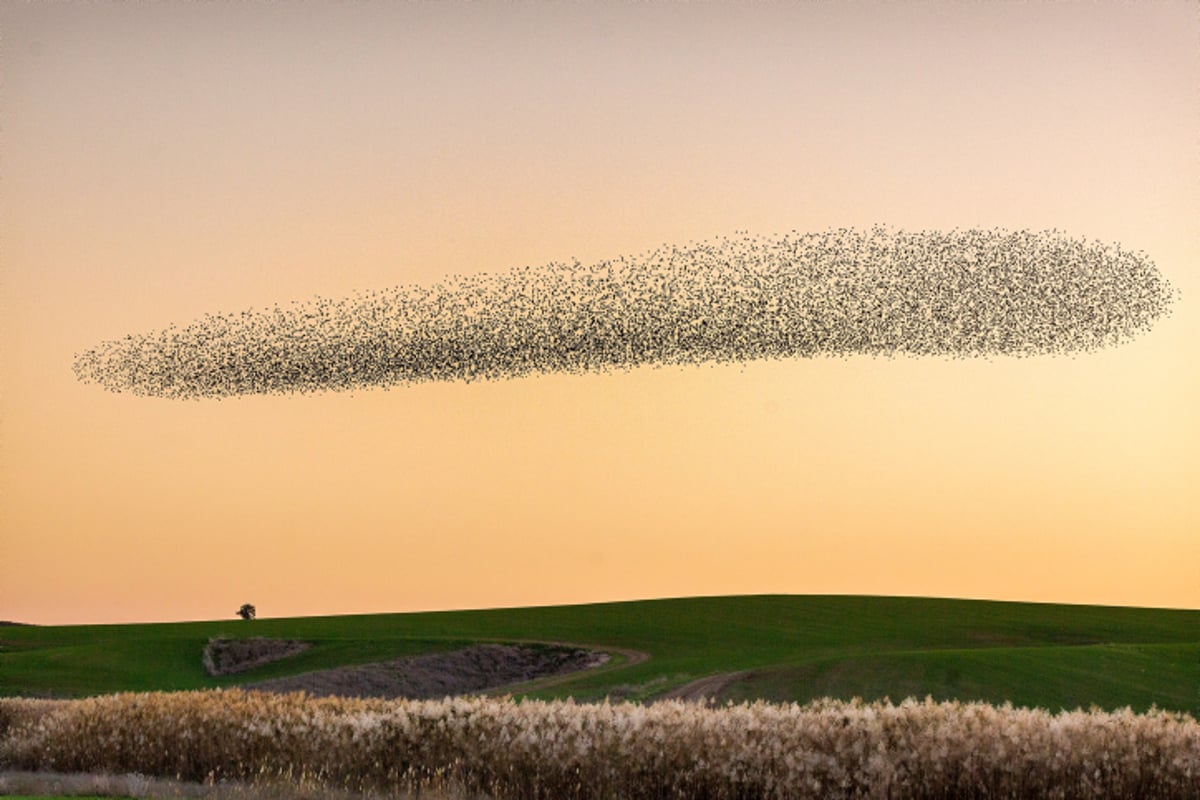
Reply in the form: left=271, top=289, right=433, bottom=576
left=659, top=670, right=750, bottom=703
left=484, top=644, right=651, bottom=696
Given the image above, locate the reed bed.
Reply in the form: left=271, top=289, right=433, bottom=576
left=2, top=691, right=1197, bottom=799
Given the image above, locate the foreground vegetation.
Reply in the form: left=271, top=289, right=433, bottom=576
left=2, top=596, right=1198, bottom=713
left=2, top=690, right=1198, bottom=799
left=0, top=768, right=465, bottom=800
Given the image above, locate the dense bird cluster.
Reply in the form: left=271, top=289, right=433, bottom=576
left=73, top=227, right=1176, bottom=399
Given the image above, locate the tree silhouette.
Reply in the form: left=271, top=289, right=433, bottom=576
left=237, top=603, right=256, bottom=621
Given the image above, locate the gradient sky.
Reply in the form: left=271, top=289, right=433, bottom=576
left=2, top=1, right=1197, bottom=625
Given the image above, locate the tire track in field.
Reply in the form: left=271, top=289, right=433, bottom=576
left=659, top=670, right=752, bottom=703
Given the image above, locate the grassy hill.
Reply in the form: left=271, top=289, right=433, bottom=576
left=1, top=595, right=1196, bottom=713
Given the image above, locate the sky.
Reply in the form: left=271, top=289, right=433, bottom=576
left=1, top=1, right=1197, bottom=625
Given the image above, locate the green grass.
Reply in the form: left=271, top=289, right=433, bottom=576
left=1, top=595, right=1196, bottom=713
left=723, top=642, right=1200, bottom=711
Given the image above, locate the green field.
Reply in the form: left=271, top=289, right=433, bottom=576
left=1, top=595, right=1197, bottom=713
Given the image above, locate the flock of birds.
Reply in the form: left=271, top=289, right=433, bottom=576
left=73, top=226, right=1176, bottom=399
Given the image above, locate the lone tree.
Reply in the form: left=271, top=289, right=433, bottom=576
left=237, top=603, right=256, bottom=621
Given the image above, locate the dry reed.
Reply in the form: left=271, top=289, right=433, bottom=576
left=2, top=691, right=1196, bottom=799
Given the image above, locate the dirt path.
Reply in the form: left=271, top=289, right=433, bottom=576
left=659, top=670, right=750, bottom=703
left=483, top=643, right=650, bottom=696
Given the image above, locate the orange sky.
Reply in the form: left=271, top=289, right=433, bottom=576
left=2, top=1, right=1197, bottom=624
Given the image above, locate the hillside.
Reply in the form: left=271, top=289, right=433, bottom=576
left=1, top=595, right=1196, bottom=713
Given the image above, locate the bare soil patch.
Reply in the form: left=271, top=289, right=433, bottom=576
left=242, top=644, right=607, bottom=699
left=203, top=638, right=311, bottom=677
